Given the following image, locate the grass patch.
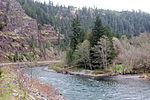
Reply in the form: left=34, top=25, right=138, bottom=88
left=67, top=67, right=85, bottom=71
left=0, top=67, right=31, bottom=100
left=48, top=63, right=86, bottom=72
left=111, top=64, right=131, bottom=74
left=48, top=63, right=65, bottom=72
left=92, top=68, right=111, bottom=75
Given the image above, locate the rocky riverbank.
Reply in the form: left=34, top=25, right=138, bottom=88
left=139, top=74, right=150, bottom=80
left=0, top=65, right=67, bottom=100
left=47, top=64, right=150, bottom=80
left=46, top=66, right=118, bottom=79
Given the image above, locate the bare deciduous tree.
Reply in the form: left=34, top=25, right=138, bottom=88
left=117, top=33, right=150, bottom=73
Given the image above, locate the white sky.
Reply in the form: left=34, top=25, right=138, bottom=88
left=37, top=0, right=150, bottom=13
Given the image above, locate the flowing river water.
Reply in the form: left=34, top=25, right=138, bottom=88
left=23, top=66, right=150, bottom=100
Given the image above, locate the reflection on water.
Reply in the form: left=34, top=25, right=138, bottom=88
left=23, top=66, right=150, bottom=100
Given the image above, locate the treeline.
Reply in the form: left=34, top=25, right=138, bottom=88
left=65, top=15, right=116, bottom=70
left=65, top=15, right=150, bottom=72
left=16, top=0, right=150, bottom=72
left=17, top=0, right=150, bottom=39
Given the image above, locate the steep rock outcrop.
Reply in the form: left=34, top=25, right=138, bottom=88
left=0, top=0, right=38, bottom=34
left=40, top=24, right=64, bottom=44
left=0, top=0, right=62, bottom=62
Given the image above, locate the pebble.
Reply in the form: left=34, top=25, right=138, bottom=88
left=11, top=93, right=19, bottom=96
left=13, top=89, right=18, bottom=93
left=29, top=95, right=36, bottom=100
left=41, top=97, right=47, bottom=100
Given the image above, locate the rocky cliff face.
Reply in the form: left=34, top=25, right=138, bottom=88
left=0, top=0, right=62, bottom=62
left=41, top=24, right=64, bottom=44
left=0, top=0, right=38, bottom=34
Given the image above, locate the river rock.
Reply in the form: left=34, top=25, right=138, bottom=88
left=11, top=93, right=18, bottom=97
left=29, top=95, right=36, bottom=100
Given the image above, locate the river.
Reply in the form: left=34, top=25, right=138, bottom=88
left=23, top=66, right=150, bottom=100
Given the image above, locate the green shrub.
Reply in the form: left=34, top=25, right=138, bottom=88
left=49, top=63, right=64, bottom=68
left=65, top=48, right=73, bottom=64
left=112, top=67, right=116, bottom=72
left=0, top=69, right=2, bottom=77
left=7, top=53, right=13, bottom=61
left=23, top=52, right=30, bottom=61
left=38, top=24, right=42, bottom=30
left=19, top=54, right=24, bottom=61
left=9, top=43, right=13, bottom=47
left=112, top=64, right=128, bottom=74
left=0, top=23, right=3, bottom=30
left=21, top=42, right=25, bottom=47
left=48, top=63, right=65, bottom=72
left=13, top=51, right=18, bottom=62
left=116, top=65, right=122, bottom=72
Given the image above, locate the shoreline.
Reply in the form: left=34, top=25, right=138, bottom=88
left=18, top=67, right=67, bottom=100
left=0, top=63, right=67, bottom=100
left=45, top=66, right=150, bottom=80
left=44, top=67, right=119, bottom=79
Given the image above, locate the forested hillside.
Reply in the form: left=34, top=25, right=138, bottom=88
left=17, top=0, right=150, bottom=39
left=1, top=0, right=150, bottom=73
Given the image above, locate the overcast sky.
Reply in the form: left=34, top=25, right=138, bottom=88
left=37, top=0, right=150, bottom=13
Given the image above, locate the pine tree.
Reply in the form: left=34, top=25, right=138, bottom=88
left=70, top=15, right=82, bottom=52
left=90, top=16, right=105, bottom=69
left=90, top=17, right=116, bottom=70
left=65, top=15, right=83, bottom=64
left=90, top=16, right=105, bottom=47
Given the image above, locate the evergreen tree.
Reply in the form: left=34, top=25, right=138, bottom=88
left=18, top=0, right=150, bottom=38
left=90, top=16, right=105, bottom=47
left=65, top=15, right=83, bottom=64
left=90, top=17, right=116, bottom=70
left=90, top=16, right=105, bottom=68
left=70, top=15, right=82, bottom=52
